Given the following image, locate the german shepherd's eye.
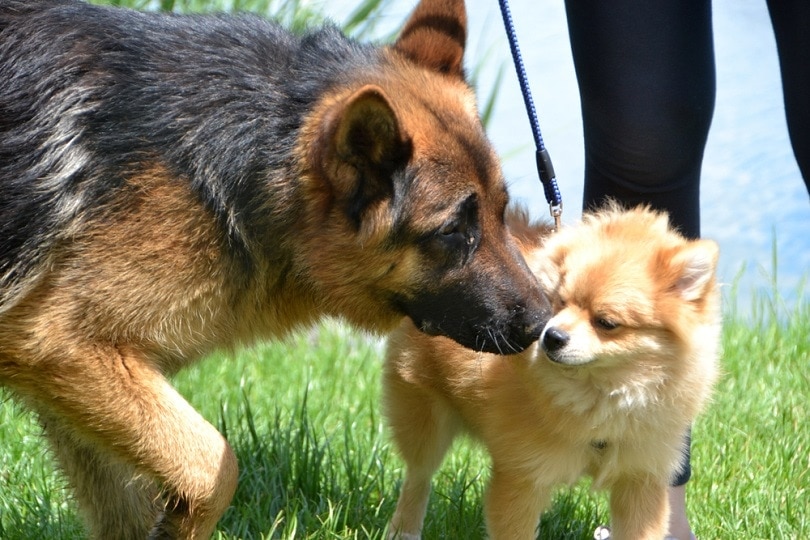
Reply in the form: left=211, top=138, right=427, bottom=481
left=434, top=218, right=473, bottom=255
left=438, top=220, right=464, bottom=238
left=422, top=194, right=480, bottom=266
left=595, top=317, right=620, bottom=331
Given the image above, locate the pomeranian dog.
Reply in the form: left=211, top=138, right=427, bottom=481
left=384, top=205, right=722, bottom=539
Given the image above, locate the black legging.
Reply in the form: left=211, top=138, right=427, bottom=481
left=768, top=0, right=810, bottom=190
left=564, top=0, right=810, bottom=485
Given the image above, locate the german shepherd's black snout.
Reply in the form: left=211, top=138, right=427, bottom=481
left=405, top=241, right=552, bottom=354
left=408, top=282, right=550, bottom=354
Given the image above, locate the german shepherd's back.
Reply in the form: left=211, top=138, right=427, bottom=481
left=0, top=0, right=550, bottom=537
left=1, top=1, right=384, bottom=309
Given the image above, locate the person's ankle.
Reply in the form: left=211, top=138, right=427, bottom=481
left=667, top=484, right=696, bottom=540
left=666, top=518, right=695, bottom=540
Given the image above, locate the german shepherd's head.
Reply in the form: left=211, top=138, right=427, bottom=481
left=296, top=0, right=551, bottom=353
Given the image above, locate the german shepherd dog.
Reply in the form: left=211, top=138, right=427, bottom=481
left=0, top=0, right=551, bottom=537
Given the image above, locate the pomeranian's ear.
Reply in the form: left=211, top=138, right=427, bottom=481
left=670, top=240, right=720, bottom=302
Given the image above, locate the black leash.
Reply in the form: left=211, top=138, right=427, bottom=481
left=497, top=0, right=563, bottom=229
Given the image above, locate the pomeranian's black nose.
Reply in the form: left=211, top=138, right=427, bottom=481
left=542, top=326, right=569, bottom=352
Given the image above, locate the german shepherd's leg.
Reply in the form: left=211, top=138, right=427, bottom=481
left=608, top=475, right=669, bottom=540
left=384, top=375, right=460, bottom=539
left=484, top=467, right=549, bottom=540
left=18, top=343, right=238, bottom=539
left=41, top=414, right=162, bottom=539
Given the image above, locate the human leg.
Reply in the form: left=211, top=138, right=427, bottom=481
left=667, top=429, right=694, bottom=540
left=564, top=0, right=716, bottom=239
left=767, top=0, right=810, bottom=194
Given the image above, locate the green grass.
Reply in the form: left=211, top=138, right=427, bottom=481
left=2, top=290, right=808, bottom=539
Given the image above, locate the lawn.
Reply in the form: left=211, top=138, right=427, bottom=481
left=1, top=288, right=808, bottom=539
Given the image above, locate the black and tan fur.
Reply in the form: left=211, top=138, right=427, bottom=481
left=0, top=0, right=552, bottom=537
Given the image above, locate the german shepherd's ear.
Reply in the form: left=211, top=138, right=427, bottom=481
left=394, top=0, right=467, bottom=78
left=319, top=84, right=412, bottom=223
left=333, top=85, right=405, bottom=168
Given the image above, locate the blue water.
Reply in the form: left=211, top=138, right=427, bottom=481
left=319, top=0, right=809, bottom=313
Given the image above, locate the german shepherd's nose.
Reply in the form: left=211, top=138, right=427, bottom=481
left=413, top=298, right=550, bottom=354
left=407, top=272, right=552, bottom=354
left=504, top=300, right=549, bottom=352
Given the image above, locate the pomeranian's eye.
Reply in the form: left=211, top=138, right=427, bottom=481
left=595, top=317, right=620, bottom=331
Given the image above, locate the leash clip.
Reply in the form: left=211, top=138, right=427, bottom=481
left=550, top=202, right=562, bottom=231
left=535, top=148, right=563, bottom=230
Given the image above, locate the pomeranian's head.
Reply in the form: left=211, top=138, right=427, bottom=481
left=525, top=204, right=720, bottom=368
